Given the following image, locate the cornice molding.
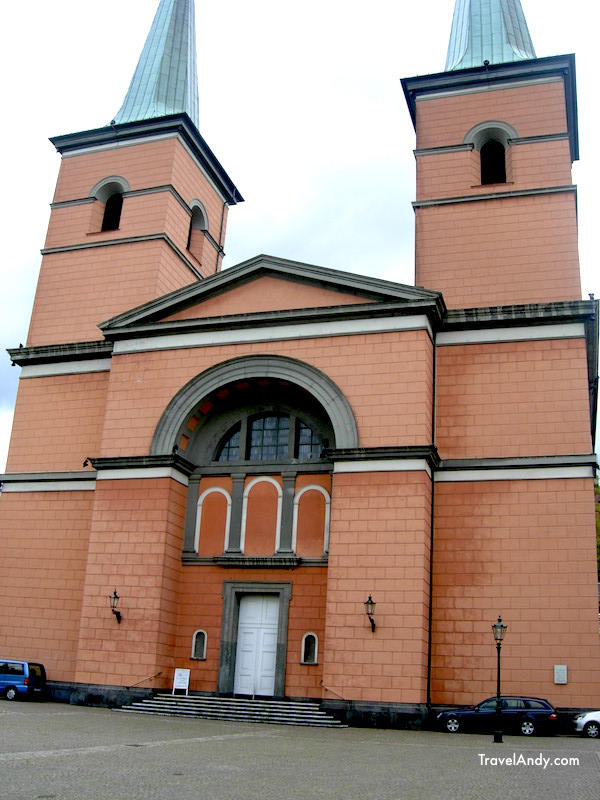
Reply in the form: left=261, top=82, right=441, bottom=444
left=439, top=454, right=597, bottom=472
left=443, top=300, right=596, bottom=330
left=50, top=114, right=243, bottom=206
left=8, top=341, right=113, bottom=368
left=41, top=232, right=203, bottom=282
left=413, top=184, right=576, bottom=210
left=106, top=307, right=438, bottom=350
left=0, top=470, right=97, bottom=492
left=89, top=454, right=195, bottom=479
left=328, top=445, right=440, bottom=470
left=414, top=133, right=569, bottom=159
left=402, top=54, right=578, bottom=161
left=99, top=254, right=445, bottom=331
left=181, top=554, right=327, bottom=568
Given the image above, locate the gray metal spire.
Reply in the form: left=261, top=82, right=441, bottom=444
left=446, top=0, right=536, bottom=71
left=113, top=0, right=199, bottom=128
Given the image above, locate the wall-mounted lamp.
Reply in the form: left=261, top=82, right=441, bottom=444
left=364, top=594, right=376, bottom=632
left=109, top=589, right=122, bottom=624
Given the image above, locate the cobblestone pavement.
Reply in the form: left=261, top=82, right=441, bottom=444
left=0, top=701, right=599, bottom=800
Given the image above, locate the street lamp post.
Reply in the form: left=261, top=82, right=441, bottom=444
left=492, top=615, right=507, bottom=744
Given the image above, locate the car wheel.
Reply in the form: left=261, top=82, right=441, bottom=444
left=445, top=716, right=460, bottom=733
left=520, top=719, right=535, bottom=736
left=584, top=721, right=600, bottom=739
left=5, top=687, right=18, bottom=701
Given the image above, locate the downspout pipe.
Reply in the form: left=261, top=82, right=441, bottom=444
left=426, top=334, right=437, bottom=716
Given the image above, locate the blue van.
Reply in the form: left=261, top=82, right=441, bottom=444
left=0, top=659, right=46, bottom=700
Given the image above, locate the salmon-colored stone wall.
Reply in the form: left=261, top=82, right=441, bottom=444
left=436, top=338, right=592, bottom=459
left=415, top=81, right=568, bottom=150
left=6, top=372, right=109, bottom=473
left=322, top=470, right=432, bottom=704
left=413, top=80, right=580, bottom=308
left=99, top=330, right=434, bottom=455
left=0, top=491, right=93, bottom=682
left=174, top=566, right=328, bottom=698
left=27, top=241, right=198, bottom=346
left=74, top=477, right=187, bottom=688
left=244, top=478, right=281, bottom=555
left=45, top=191, right=178, bottom=249
left=431, top=478, right=600, bottom=707
left=416, top=139, right=573, bottom=202
left=296, top=487, right=329, bottom=558
left=53, top=138, right=227, bottom=237
left=415, top=192, right=581, bottom=307
left=164, top=276, right=371, bottom=321
left=29, top=135, right=230, bottom=346
left=195, top=477, right=233, bottom=556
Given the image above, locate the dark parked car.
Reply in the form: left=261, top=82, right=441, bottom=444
left=437, top=696, right=558, bottom=736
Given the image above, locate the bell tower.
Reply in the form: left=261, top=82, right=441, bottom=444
left=402, top=0, right=581, bottom=309
left=27, top=0, right=242, bottom=347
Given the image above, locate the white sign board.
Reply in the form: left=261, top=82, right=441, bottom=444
left=172, top=668, right=190, bottom=695
left=554, top=664, right=568, bottom=685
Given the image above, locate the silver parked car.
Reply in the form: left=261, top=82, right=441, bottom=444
left=575, top=710, right=600, bottom=738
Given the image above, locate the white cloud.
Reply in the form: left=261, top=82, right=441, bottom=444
left=0, top=410, right=14, bottom=474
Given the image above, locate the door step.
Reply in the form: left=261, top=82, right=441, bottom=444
left=116, top=694, right=346, bottom=727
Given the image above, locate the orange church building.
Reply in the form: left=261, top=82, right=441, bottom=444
left=1, top=0, right=598, bottom=724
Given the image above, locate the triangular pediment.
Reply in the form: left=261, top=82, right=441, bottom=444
left=100, top=254, right=444, bottom=334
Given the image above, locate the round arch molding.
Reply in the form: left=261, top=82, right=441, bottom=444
left=150, top=355, right=359, bottom=455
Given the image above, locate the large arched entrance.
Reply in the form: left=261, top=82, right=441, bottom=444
left=152, top=356, right=356, bottom=698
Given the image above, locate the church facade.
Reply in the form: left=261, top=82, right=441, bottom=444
left=1, top=0, right=599, bottom=721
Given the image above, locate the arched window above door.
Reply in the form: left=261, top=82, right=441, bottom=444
left=215, top=412, right=325, bottom=463
left=178, top=374, right=335, bottom=562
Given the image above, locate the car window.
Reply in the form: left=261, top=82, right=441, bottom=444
left=503, top=699, right=526, bottom=710
left=0, top=662, right=24, bottom=676
left=478, top=700, right=496, bottom=711
left=525, top=700, right=548, bottom=710
left=28, top=664, right=44, bottom=679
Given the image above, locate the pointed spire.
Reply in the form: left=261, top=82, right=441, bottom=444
left=446, top=0, right=536, bottom=71
left=113, top=0, right=200, bottom=128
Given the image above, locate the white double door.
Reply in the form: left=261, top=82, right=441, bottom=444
left=233, top=595, right=279, bottom=697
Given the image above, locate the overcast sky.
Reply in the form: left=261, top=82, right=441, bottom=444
left=0, top=0, right=597, bottom=471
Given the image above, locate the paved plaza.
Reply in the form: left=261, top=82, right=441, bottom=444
left=0, top=701, right=598, bottom=800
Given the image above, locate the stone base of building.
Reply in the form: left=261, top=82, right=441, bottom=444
left=321, top=699, right=429, bottom=729
left=39, top=684, right=583, bottom=734
left=47, top=681, right=155, bottom=708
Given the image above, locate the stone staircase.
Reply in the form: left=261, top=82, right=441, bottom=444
left=116, top=694, right=347, bottom=727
